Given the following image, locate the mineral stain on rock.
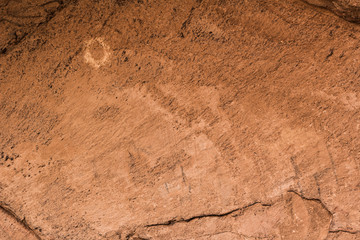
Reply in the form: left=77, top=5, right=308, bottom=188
left=0, top=0, right=359, bottom=239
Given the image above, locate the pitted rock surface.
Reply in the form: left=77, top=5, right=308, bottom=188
left=0, top=0, right=359, bottom=239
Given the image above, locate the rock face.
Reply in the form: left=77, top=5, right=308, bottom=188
left=0, top=0, right=72, bottom=54
left=0, top=205, right=39, bottom=240
left=132, top=192, right=333, bottom=239
left=303, top=0, right=360, bottom=22
left=0, top=0, right=359, bottom=239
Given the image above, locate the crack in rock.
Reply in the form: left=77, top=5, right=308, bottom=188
left=0, top=203, right=41, bottom=240
left=124, top=190, right=356, bottom=239
left=287, top=190, right=333, bottom=215
left=302, top=0, right=360, bottom=22
left=288, top=190, right=360, bottom=236
left=329, top=230, right=360, bottom=234
left=144, top=202, right=272, bottom=228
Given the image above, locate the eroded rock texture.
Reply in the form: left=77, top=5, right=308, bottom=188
left=0, top=0, right=74, bottom=54
left=303, top=0, right=360, bottom=22
left=0, top=205, right=39, bottom=240
left=0, top=0, right=359, bottom=239
left=130, top=192, right=333, bottom=239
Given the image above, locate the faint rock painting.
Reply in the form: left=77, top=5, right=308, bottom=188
left=84, top=37, right=110, bottom=69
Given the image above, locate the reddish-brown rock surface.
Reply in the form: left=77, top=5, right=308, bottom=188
left=0, top=0, right=359, bottom=239
left=303, top=0, right=360, bottom=22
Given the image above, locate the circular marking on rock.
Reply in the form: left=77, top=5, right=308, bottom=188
left=84, top=37, right=110, bottom=69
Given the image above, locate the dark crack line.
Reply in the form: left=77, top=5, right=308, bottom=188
left=0, top=203, right=41, bottom=240
left=144, top=201, right=272, bottom=227
left=329, top=230, right=360, bottom=235
left=287, top=190, right=333, bottom=216
left=0, top=18, right=24, bottom=27
left=288, top=190, right=360, bottom=236
left=300, top=0, right=360, bottom=23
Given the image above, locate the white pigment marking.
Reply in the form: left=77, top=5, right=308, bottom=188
left=84, top=37, right=110, bottom=69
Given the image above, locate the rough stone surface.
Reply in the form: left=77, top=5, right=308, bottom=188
left=303, top=0, right=360, bottom=22
left=0, top=0, right=360, bottom=239
left=132, top=192, right=332, bottom=239
left=0, top=205, right=39, bottom=240
left=0, top=0, right=72, bottom=54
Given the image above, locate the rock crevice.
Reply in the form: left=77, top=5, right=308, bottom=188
left=0, top=203, right=40, bottom=240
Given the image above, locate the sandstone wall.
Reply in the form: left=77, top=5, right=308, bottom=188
left=0, top=0, right=359, bottom=239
